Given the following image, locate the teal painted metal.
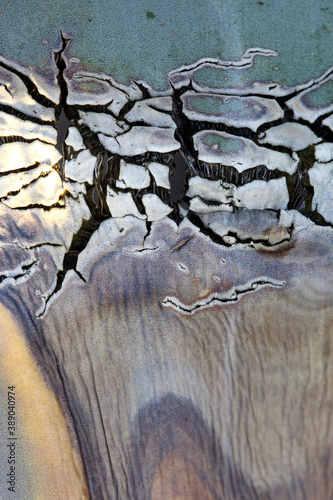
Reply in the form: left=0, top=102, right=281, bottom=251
left=0, top=0, right=332, bottom=96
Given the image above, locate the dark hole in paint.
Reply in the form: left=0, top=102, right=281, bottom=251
left=101, top=152, right=108, bottom=181
left=170, top=152, right=187, bottom=203
left=56, top=108, right=71, bottom=178
left=93, top=187, right=99, bottom=205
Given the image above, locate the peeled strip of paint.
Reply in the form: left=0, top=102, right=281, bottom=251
left=0, top=163, right=54, bottom=199
left=286, top=79, right=333, bottom=123
left=144, top=96, right=173, bottom=112
left=258, top=122, right=320, bottom=151
left=65, top=68, right=142, bottom=113
left=233, top=178, right=289, bottom=210
left=98, top=127, right=180, bottom=156
left=168, top=48, right=281, bottom=94
left=65, top=73, right=130, bottom=109
left=65, top=126, right=86, bottom=151
left=193, top=130, right=298, bottom=174
left=2, top=170, right=65, bottom=208
left=0, top=140, right=61, bottom=173
left=116, top=160, right=151, bottom=190
left=125, top=98, right=176, bottom=129
left=187, top=177, right=289, bottom=212
left=181, top=92, right=283, bottom=132
left=189, top=197, right=234, bottom=213
left=0, top=111, right=57, bottom=144
left=186, top=176, right=235, bottom=204
left=0, top=66, right=55, bottom=122
left=78, top=111, right=130, bottom=136
left=198, top=209, right=291, bottom=246
left=314, top=143, right=333, bottom=163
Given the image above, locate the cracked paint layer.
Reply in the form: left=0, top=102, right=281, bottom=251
left=0, top=36, right=332, bottom=316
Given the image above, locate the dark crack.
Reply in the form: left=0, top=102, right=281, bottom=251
left=0, top=103, right=51, bottom=126
left=0, top=136, right=54, bottom=146
left=192, top=162, right=285, bottom=185
left=0, top=259, right=38, bottom=285
left=54, top=33, right=72, bottom=178
left=38, top=213, right=101, bottom=316
left=0, top=170, right=54, bottom=201
left=0, top=60, right=56, bottom=109
left=162, top=277, right=285, bottom=315
left=187, top=210, right=293, bottom=248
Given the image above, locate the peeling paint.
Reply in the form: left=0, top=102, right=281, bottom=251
left=0, top=39, right=332, bottom=313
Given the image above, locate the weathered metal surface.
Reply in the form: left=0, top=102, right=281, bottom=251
left=0, top=3, right=332, bottom=499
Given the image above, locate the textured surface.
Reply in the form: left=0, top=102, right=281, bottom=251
left=0, top=25, right=332, bottom=500
left=1, top=0, right=333, bottom=93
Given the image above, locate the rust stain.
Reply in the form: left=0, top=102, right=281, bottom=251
left=170, top=235, right=194, bottom=252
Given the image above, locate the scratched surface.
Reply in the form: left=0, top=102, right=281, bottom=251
left=0, top=3, right=332, bottom=499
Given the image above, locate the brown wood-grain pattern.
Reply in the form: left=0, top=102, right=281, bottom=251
left=1, top=218, right=332, bottom=499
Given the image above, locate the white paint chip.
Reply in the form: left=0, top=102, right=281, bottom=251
left=142, top=194, right=173, bottom=221
left=147, top=162, right=170, bottom=189
left=78, top=111, right=129, bottom=136
left=0, top=112, right=57, bottom=144
left=258, top=123, right=320, bottom=151
left=309, top=161, right=333, bottom=224
left=187, top=176, right=235, bottom=204
left=65, top=126, right=85, bottom=151
left=187, top=177, right=289, bottom=212
left=234, top=178, right=289, bottom=210
left=65, top=150, right=96, bottom=185
left=117, top=160, right=150, bottom=189
left=193, top=131, right=298, bottom=174
left=125, top=98, right=176, bottom=128
left=315, top=143, right=333, bottom=163
left=106, top=187, right=146, bottom=219
left=188, top=197, right=233, bottom=213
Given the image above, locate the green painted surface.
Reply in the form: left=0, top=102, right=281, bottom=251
left=192, top=57, right=281, bottom=90
left=0, top=0, right=332, bottom=97
left=187, top=95, right=228, bottom=116
left=187, top=95, right=262, bottom=118
left=205, top=133, right=244, bottom=153
left=305, top=79, right=333, bottom=107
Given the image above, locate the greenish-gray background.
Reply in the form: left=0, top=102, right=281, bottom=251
left=0, top=0, right=332, bottom=90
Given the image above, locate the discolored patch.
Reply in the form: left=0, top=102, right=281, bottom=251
left=0, top=304, right=88, bottom=499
